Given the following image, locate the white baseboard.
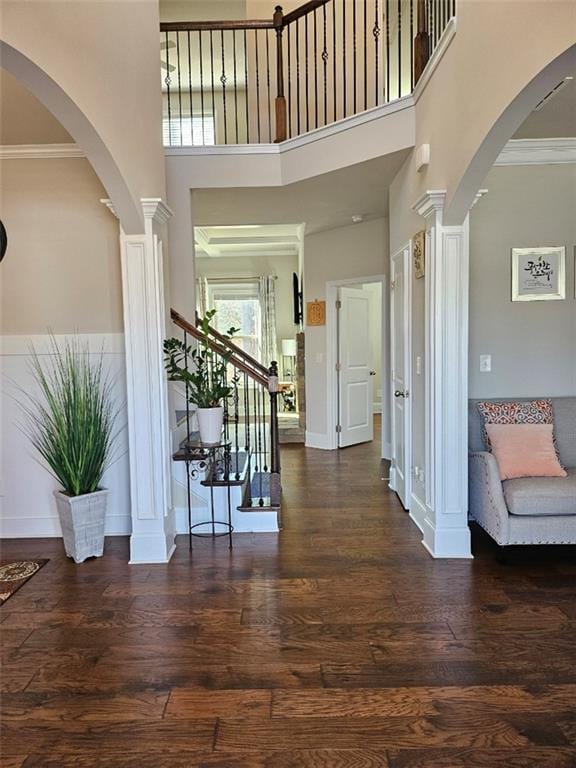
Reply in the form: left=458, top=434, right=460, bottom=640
left=305, top=431, right=333, bottom=450
left=409, top=493, right=427, bottom=532
left=421, top=517, right=473, bottom=559
left=372, top=402, right=382, bottom=414
left=0, top=515, right=131, bottom=538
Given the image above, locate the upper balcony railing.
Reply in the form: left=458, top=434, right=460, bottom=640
left=160, top=0, right=455, bottom=147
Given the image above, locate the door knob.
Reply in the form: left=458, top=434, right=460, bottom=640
left=394, top=390, right=405, bottom=398
left=369, top=370, right=376, bottom=376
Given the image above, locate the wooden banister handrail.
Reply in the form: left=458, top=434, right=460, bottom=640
left=282, top=0, right=330, bottom=26
left=161, top=19, right=274, bottom=32
left=170, top=309, right=268, bottom=387
left=194, top=312, right=269, bottom=377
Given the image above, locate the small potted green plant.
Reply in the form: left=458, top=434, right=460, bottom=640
left=164, top=310, right=238, bottom=444
left=20, top=337, right=119, bottom=563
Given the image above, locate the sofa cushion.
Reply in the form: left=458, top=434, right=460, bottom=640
left=487, top=423, right=567, bottom=480
left=504, top=468, right=576, bottom=516
left=477, top=399, right=554, bottom=451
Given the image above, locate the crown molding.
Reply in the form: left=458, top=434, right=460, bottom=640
left=495, top=137, right=576, bottom=166
left=141, top=198, right=173, bottom=224
left=412, top=190, right=447, bottom=218
left=101, top=198, right=173, bottom=224
left=0, top=143, right=84, bottom=160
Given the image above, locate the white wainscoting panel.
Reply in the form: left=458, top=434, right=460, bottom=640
left=0, top=334, right=131, bottom=539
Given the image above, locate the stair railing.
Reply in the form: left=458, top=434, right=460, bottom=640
left=160, top=0, right=455, bottom=147
left=170, top=309, right=281, bottom=509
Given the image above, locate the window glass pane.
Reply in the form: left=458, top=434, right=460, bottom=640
left=163, top=115, right=215, bottom=147
left=212, top=295, right=261, bottom=362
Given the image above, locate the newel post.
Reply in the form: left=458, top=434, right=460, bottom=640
left=273, top=5, right=287, bottom=143
left=414, top=0, right=430, bottom=84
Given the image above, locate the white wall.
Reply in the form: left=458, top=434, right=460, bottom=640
left=196, top=252, right=299, bottom=361
left=469, top=163, right=576, bottom=398
left=303, top=217, right=389, bottom=447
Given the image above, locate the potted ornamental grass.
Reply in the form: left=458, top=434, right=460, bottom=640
left=164, top=309, right=238, bottom=444
left=21, top=336, right=119, bottom=563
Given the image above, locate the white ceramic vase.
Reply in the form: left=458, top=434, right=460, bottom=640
left=197, top=405, right=224, bottom=444
left=53, top=489, right=108, bottom=564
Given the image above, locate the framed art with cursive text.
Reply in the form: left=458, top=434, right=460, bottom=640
left=511, top=246, right=565, bottom=302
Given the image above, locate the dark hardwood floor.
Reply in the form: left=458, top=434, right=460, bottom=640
left=2, top=431, right=576, bottom=767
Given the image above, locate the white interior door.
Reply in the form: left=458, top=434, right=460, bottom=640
left=337, top=286, right=374, bottom=448
left=390, top=247, right=411, bottom=509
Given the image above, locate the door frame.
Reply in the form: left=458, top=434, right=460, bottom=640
left=389, top=243, right=413, bottom=507
left=326, top=274, right=388, bottom=455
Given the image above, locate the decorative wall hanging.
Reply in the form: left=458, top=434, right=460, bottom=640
left=0, top=220, right=7, bottom=263
left=413, top=230, right=425, bottom=279
left=511, top=246, right=565, bottom=302
left=306, top=300, right=326, bottom=326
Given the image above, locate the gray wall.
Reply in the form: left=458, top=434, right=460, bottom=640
left=469, top=164, right=576, bottom=399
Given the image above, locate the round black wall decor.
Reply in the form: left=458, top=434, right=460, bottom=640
left=0, top=220, right=7, bottom=263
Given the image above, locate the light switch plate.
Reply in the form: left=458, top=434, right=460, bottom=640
left=480, top=354, right=492, bottom=373
left=416, top=356, right=422, bottom=375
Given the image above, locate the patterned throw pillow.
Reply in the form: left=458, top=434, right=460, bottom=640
left=477, top=399, right=555, bottom=451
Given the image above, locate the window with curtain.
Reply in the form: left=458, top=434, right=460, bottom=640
left=208, top=282, right=262, bottom=362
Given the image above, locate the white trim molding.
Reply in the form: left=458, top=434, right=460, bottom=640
left=165, top=96, right=414, bottom=159
left=411, top=190, right=473, bottom=559
left=305, top=431, right=333, bottom=450
left=0, top=143, right=85, bottom=160
left=412, top=18, right=457, bottom=104
left=495, top=137, right=576, bottom=166
left=103, top=198, right=176, bottom=564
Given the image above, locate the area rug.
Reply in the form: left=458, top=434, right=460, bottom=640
left=0, top=560, right=48, bottom=605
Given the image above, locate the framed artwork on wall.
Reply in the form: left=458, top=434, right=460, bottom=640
left=511, top=246, right=566, bottom=302
left=413, top=230, right=425, bottom=279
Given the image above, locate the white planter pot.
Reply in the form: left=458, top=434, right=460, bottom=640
left=197, top=406, right=224, bottom=444
left=53, top=489, right=108, bottom=564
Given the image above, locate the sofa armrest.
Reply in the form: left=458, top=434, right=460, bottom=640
left=469, top=451, right=510, bottom=545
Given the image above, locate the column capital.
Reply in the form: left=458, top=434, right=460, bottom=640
left=101, top=198, right=173, bottom=225
left=412, top=190, right=447, bottom=218
left=141, top=198, right=173, bottom=224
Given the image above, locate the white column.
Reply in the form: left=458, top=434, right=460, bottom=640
left=104, top=198, right=176, bottom=563
left=412, top=190, right=474, bottom=558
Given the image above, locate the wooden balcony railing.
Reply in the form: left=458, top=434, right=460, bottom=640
left=160, top=0, right=455, bottom=146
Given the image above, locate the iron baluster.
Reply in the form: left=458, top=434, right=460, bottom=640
left=187, top=31, right=193, bottom=145
left=209, top=30, right=216, bottom=143
left=255, top=29, right=261, bottom=142
left=322, top=3, right=328, bottom=126
left=233, top=367, right=240, bottom=480
left=296, top=19, right=301, bottom=135
left=332, top=0, right=337, bottom=122
left=353, top=0, right=357, bottom=115
left=363, top=0, right=368, bottom=109
left=410, top=0, right=414, bottom=91
left=244, top=29, right=250, bottom=143
left=266, top=29, right=272, bottom=143
left=176, top=32, right=183, bottom=144
left=342, top=0, right=346, bottom=117
left=233, top=30, right=239, bottom=143
left=220, top=29, right=228, bottom=144
left=383, top=0, right=388, bottom=104
left=398, top=0, right=402, bottom=99
left=287, top=21, right=292, bottom=138
left=313, top=7, right=318, bottom=129
left=375, top=0, right=382, bottom=105
left=305, top=12, right=309, bottom=132
left=164, top=31, right=172, bottom=145
left=199, top=31, right=205, bottom=144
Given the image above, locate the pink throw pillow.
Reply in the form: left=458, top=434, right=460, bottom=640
left=486, top=423, right=567, bottom=481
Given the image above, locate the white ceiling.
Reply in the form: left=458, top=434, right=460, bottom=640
left=195, top=223, right=303, bottom=257
left=193, top=150, right=407, bottom=234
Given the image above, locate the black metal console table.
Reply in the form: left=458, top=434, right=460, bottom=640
left=181, top=439, right=233, bottom=550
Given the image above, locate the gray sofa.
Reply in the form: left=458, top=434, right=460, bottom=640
left=469, top=397, right=576, bottom=546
